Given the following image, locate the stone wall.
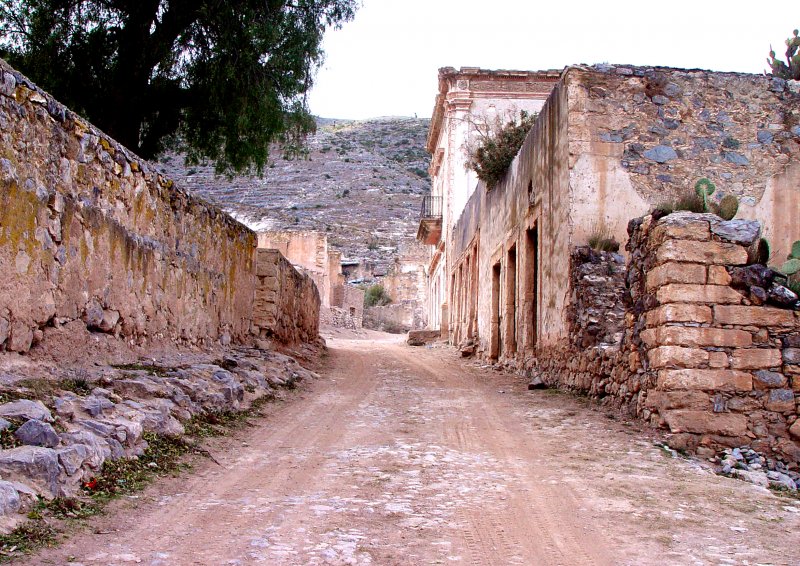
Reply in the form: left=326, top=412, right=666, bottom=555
left=322, top=285, right=364, bottom=329
left=532, top=212, right=800, bottom=463
left=0, top=59, right=256, bottom=352
left=253, top=250, right=320, bottom=345
left=363, top=303, right=418, bottom=334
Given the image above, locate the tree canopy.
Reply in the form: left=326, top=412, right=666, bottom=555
left=0, top=0, right=357, bottom=173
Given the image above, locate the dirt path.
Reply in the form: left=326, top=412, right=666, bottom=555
left=30, top=334, right=800, bottom=565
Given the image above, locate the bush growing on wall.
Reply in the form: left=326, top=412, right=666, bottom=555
left=466, top=111, right=537, bottom=189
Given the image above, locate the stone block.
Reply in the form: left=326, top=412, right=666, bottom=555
left=658, top=369, right=752, bottom=391
left=648, top=346, right=709, bottom=368
left=765, top=389, right=795, bottom=412
left=714, top=305, right=795, bottom=327
left=730, top=349, right=782, bottom=370
left=643, top=326, right=751, bottom=348
left=790, top=419, right=800, bottom=440
left=784, top=349, right=800, bottom=364
left=651, top=214, right=711, bottom=243
left=645, top=304, right=712, bottom=327
left=662, top=410, right=748, bottom=436
left=657, top=284, right=743, bottom=305
left=753, top=370, right=787, bottom=389
left=656, top=240, right=748, bottom=266
left=644, top=390, right=711, bottom=411
left=708, top=351, right=729, bottom=368
left=707, top=265, right=732, bottom=286
left=646, top=262, right=706, bottom=290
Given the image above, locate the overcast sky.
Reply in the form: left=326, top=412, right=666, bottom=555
left=306, top=0, right=794, bottom=120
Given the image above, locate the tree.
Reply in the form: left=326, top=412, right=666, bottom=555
left=767, top=29, right=800, bottom=81
left=0, top=0, right=356, bottom=174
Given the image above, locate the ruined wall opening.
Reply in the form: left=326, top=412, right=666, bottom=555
left=525, top=227, right=539, bottom=349
left=490, top=262, right=502, bottom=359
left=505, top=245, right=517, bottom=356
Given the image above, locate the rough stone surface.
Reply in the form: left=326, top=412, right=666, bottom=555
left=0, top=400, right=52, bottom=422
left=0, top=446, right=61, bottom=498
left=13, top=419, right=59, bottom=448
left=710, top=219, right=761, bottom=246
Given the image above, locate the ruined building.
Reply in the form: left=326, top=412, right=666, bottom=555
left=419, top=64, right=800, bottom=461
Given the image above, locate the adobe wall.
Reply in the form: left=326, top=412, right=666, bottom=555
left=0, top=60, right=256, bottom=352
left=253, top=250, right=320, bottom=345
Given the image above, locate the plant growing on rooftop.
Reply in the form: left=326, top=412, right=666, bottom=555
left=466, top=110, right=538, bottom=189
left=767, top=29, right=800, bottom=80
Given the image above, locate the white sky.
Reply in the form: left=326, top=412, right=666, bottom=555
left=307, top=0, right=795, bottom=120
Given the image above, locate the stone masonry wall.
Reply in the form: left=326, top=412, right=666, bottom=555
left=631, top=212, right=800, bottom=462
left=253, top=250, right=320, bottom=345
left=0, top=59, right=257, bottom=352
left=532, top=211, right=800, bottom=464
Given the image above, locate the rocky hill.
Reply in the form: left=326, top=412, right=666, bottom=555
left=156, top=117, right=431, bottom=274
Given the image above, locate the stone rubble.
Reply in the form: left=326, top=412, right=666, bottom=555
left=0, top=347, right=319, bottom=531
left=715, top=446, right=800, bottom=491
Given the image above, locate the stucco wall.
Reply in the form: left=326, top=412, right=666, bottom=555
left=0, top=60, right=256, bottom=352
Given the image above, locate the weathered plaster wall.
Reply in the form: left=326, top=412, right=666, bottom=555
left=566, top=66, right=800, bottom=256
left=253, top=250, right=320, bottom=345
left=257, top=231, right=333, bottom=307
left=0, top=60, right=256, bottom=353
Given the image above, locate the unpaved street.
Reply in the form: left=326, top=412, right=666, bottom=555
left=31, top=334, right=800, bottom=565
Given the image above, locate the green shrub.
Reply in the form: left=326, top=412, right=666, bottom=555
left=467, top=111, right=537, bottom=189
left=364, top=284, right=391, bottom=307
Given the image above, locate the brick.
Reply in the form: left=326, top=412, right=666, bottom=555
left=656, top=240, right=748, bottom=265
left=707, top=265, right=732, bottom=286
left=730, top=348, right=782, bottom=370
left=657, top=284, right=743, bottom=305
left=714, top=305, right=795, bottom=327
left=708, top=351, right=729, bottom=368
left=646, top=262, right=706, bottom=290
left=658, top=369, right=752, bottom=391
left=644, top=326, right=751, bottom=348
left=646, top=304, right=712, bottom=327
left=648, top=346, right=709, bottom=368
left=662, top=410, right=748, bottom=436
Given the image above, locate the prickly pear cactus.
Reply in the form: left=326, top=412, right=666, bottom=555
left=791, top=240, right=800, bottom=260
left=717, top=194, right=739, bottom=220
left=694, top=178, right=716, bottom=212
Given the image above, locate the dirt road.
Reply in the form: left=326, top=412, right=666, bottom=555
left=31, top=334, right=800, bottom=565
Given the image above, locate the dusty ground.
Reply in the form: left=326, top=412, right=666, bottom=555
left=28, top=333, right=800, bottom=565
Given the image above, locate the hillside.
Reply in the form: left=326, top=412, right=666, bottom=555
left=156, top=117, right=432, bottom=274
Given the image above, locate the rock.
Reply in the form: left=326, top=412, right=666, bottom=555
left=765, top=389, right=795, bottom=412
left=767, top=284, right=798, bottom=308
left=769, top=77, right=787, bottom=92
left=767, top=470, right=797, bottom=490
left=56, top=443, right=100, bottom=477
left=749, top=286, right=767, bottom=305
left=82, top=299, right=104, bottom=329
left=528, top=375, right=547, bottom=390
left=757, top=130, right=774, bottom=144
left=643, top=145, right=678, bottom=163
left=60, top=430, right=112, bottom=465
left=14, top=419, right=59, bottom=448
left=0, top=418, right=11, bottom=431
left=730, top=468, right=770, bottom=488
left=652, top=95, right=669, bottom=105
left=0, top=400, right=53, bottom=422
left=0, top=446, right=61, bottom=498
left=723, top=152, right=749, bottom=166
left=0, top=481, right=21, bottom=517
left=710, top=219, right=760, bottom=246
left=753, top=370, right=786, bottom=388
left=0, top=317, right=8, bottom=346
left=82, top=395, right=115, bottom=417
left=728, top=265, right=775, bottom=291
left=407, top=330, right=440, bottom=346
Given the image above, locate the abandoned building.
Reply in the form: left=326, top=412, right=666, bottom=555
left=419, top=64, right=800, bottom=460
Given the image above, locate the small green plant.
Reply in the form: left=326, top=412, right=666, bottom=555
left=775, top=240, right=800, bottom=294
left=587, top=221, right=620, bottom=252
left=364, top=284, right=391, bottom=307
left=467, top=110, right=538, bottom=189
left=695, top=177, right=716, bottom=212
left=718, top=194, right=739, bottom=220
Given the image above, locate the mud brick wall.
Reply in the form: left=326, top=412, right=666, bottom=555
left=0, top=59, right=256, bottom=352
left=253, top=250, right=320, bottom=344
left=631, top=212, right=800, bottom=462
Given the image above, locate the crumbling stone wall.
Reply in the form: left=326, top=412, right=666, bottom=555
left=0, top=60, right=256, bottom=352
left=322, top=285, right=364, bottom=329
left=533, top=211, right=800, bottom=463
left=253, top=250, right=320, bottom=345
